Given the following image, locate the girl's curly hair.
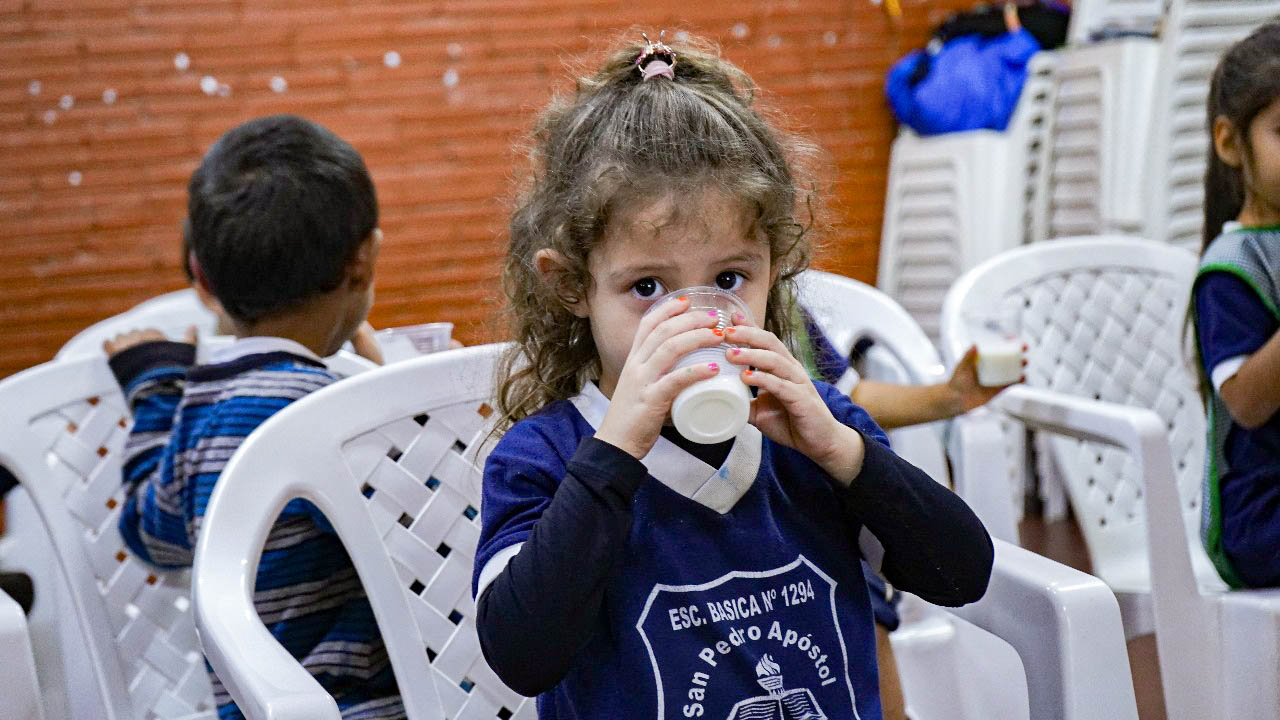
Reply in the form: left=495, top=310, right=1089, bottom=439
left=496, top=33, right=822, bottom=430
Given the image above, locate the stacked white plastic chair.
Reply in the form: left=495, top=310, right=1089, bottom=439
left=1065, top=0, right=1166, bottom=44
left=0, top=356, right=216, bottom=720
left=878, top=54, right=1057, bottom=345
left=1145, top=0, right=1280, bottom=252
left=1037, top=39, right=1161, bottom=242
left=194, top=343, right=533, bottom=720
left=941, top=237, right=1280, bottom=720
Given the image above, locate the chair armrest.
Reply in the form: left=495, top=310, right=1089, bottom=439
left=954, top=539, right=1138, bottom=720
left=950, top=409, right=1021, bottom=543
left=193, top=458, right=341, bottom=720
left=986, top=385, right=1222, bottom=719
left=0, top=586, right=45, bottom=720
left=990, top=385, right=1199, bottom=596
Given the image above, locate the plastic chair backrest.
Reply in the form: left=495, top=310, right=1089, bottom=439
left=795, top=270, right=949, bottom=483
left=939, top=237, right=1214, bottom=592
left=56, top=290, right=376, bottom=376
left=0, top=357, right=216, bottom=719
left=56, top=290, right=219, bottom=360
left=194, top=344, right=534, bottom=720
left=1146, top=0, right=1280, bottom=251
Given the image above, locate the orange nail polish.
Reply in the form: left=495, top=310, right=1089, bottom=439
left=677, top=295, right=688, bottom=302
left=712, top=328, right=724, bottom=337
left=744, top=369, right=754, bottom=376
left=725, top=327, right=736, bottom=335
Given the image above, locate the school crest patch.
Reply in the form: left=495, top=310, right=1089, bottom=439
left=636, top=556, right=859, bottom=720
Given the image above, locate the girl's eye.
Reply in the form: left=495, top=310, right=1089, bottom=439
left=715, top=271, right=745, bottom=292
left=631, top=277, right=666, bottom=299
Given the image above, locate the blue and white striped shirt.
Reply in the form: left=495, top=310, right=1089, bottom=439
left=111, top=338, right=403, bottom=720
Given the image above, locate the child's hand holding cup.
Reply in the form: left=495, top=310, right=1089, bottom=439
left=645, top=287, right=755, bottom=444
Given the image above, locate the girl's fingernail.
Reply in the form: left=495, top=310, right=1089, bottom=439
left=744, top=369, right=754, bottom=377
left=707, top=310, right=719, bottom=317
left=730, top=348, right=741, bottom=356
left=677, top=295, right=688, bottom=302
left=712, top=328, right=724, bottom=337
left=725, top=327, right=736, bottom=335
left=707, top=363, right=719, bottom=371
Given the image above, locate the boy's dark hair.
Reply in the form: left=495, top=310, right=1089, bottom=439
left=186, top=114, right=377, bottom=323
left=1203, top=20, right=1280, bottom=251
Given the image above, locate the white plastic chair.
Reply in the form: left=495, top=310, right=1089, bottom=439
left=194, top=344, right=533, bottom=720
left=895, top=539, right=1138, bottom=720
left=795, top=269, right=951, bottom=488
left=1146, top=0, right=1280, bottom=251
left=0, top=356, right=216, bottom=720
left=941, top=237, right=1280, bottom=720
left=0, top=586, right=44, bottom=720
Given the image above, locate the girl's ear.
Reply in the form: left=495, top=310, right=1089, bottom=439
left=535, top=248, right=590, bottom=318
left=1214, top=115, right=1245, bottom=168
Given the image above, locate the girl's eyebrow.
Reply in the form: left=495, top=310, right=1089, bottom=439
left=607, top=262, right=675, bottom=283
left=606, top=249, right=767, bottom=284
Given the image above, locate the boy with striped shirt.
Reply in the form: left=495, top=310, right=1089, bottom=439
left=105, top=115, right=403, bottom=719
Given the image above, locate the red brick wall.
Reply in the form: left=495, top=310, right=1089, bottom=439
left=0, top=0, right=971, bottom=379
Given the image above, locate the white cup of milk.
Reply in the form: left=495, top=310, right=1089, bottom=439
left=645, top=287, right=754, bottom=444
left=968, top=316, right=1024, bottom=386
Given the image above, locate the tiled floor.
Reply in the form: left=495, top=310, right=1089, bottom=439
left=1019, top=511, right=1167, bottom=720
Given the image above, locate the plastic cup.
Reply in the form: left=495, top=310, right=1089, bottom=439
left=964, top=313, right=1023, bottom=386
left=375, top=322, right=454, bottom=363
left=645, top=287, right=754, bottom=444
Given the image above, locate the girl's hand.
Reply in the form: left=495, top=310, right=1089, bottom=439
left=594, top=296, right=725, bottom=460
left=946, top=344, right=1027, bottom=413
left=723, top=319, right=865, bottom=485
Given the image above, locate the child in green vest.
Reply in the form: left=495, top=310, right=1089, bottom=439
left=1193, top=22, right=1280, bottom=588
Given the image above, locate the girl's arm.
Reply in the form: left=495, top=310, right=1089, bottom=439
left=834, top=420, right=994, bottom=607
left=475, top=437, right=648, bottom=697
left=1219, top=329, right=1280, bottom=429
left=850, top=346, right=1020, bottom=429
left=1195, top=272, right=1280, bottom=429
left=851, top=381, right=960, bottom=429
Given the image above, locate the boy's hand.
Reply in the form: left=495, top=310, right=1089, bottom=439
left=594, top=295, right=724, bottom=460
left=724, top=318, right=865, bottom=485
left=103, top=326, right=196, bottom=358
left=946, top=344, right=1026, bottom=414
